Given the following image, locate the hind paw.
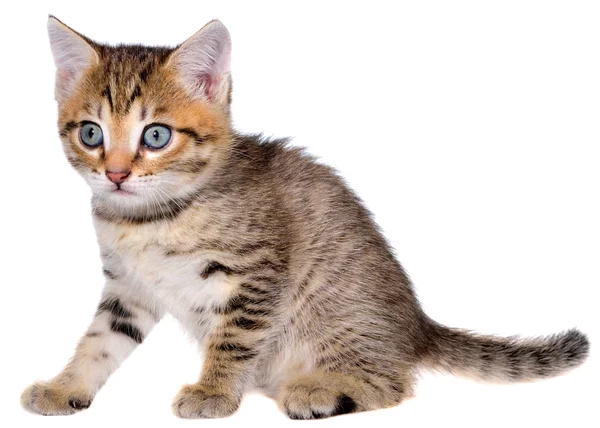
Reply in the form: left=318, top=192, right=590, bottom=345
left=279, top=381, right=357, bottom=419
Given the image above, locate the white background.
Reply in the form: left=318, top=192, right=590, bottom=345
left=0, top=1, right=598, bottom=427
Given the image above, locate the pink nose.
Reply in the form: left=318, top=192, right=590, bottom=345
left=106, top=170, right=131, bottom=184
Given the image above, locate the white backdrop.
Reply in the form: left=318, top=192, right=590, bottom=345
left=0, top=1, right=597, bottom=427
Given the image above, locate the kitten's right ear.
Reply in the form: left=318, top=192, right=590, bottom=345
left=47, top=16, right=98, bottom=103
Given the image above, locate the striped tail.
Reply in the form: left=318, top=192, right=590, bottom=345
left=422, top=321, right=589, bottom=382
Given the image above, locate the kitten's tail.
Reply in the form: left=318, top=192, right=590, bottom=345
left=421, top=320, right=589, bottom=382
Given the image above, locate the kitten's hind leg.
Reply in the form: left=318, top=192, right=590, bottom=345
left=277, top=369, right=412, bottom=419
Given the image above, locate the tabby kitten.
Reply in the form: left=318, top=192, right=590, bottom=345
left=21, top=17, right=589, bottom=419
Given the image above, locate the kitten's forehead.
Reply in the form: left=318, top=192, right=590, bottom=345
left=91, top=44, right=174, bottom=117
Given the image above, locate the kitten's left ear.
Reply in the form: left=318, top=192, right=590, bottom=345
left=47, top=16, right=99, bottom=103
left=168, top=20, right=232, bottom=109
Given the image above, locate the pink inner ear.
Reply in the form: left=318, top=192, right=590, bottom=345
left=57, top=68, right=75, bottom=81
left=200, top=72, right=219, bottom=102
left=56, top=68, right=77, bottom=95
left=172, top=21, right=231, bottom=104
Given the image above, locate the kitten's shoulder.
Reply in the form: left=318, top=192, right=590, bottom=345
left=231, top=133, right=325, bottom=176
left=231, top=133, right=296, bottom=162
left=229, top=133, right=357, bottom=210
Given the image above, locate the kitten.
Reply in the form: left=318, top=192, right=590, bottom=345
left=21, top=16, right=589, bottom=419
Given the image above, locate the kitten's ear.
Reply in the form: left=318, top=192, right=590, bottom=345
left=47, top=16, right=99, bottom=103
left=168, top=20, right=232, bottom=109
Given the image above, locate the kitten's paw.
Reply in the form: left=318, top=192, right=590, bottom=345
left=172, top=384, right=239, bottom=419
left=21, top=382, right=92, bottom=416
left=280, top=384, right=357, bottom=420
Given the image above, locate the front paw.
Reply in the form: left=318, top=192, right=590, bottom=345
left=172, top=384, right=239, bottom=419
left=21, top=382, right=92, bottom=416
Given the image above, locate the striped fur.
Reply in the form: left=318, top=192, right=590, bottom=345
left=21, top=17, right=589, bottom=419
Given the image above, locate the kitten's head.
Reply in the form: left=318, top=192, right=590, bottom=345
left=47, top=16, right=233, bottom=221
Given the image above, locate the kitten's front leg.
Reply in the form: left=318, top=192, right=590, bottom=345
left=21, top=280, right=162, bottom=415
left=173, top=282, right=273, bottom=419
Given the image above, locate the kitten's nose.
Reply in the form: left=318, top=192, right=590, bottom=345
left=105, top=170, right=131, bottom=184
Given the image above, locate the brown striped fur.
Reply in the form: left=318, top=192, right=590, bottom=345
left=21, top=17, right=589, bottom=419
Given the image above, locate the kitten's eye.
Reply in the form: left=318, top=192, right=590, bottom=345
left=143, top=125, right=171, bottom=149
left=79, top=122, right=104, bottom=148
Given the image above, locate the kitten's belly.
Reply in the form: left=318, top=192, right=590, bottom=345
left=119, top=246, right=235, bottom=338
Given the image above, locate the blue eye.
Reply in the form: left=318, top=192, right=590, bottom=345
left=143, top=125, right=171, bottom=149
left=80, top=122, right=103, bottom=147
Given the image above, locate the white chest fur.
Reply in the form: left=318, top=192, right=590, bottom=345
left=95, top=219, right=235, bottom=337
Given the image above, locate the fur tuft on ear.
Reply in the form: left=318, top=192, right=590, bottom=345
left=47, top=16, right=98, bottom=103
left=169, top=20, right=232, bottom=109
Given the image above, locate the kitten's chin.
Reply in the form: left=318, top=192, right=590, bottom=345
left=93, top=191, right=148, bottom=214
left=102, top=188, right=143, bottom=202
left=91, top=184, right=201, bottom=223
left=112, top=188, right=137, bottom=197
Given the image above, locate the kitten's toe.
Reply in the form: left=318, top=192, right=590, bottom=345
left=172, top=384, right=239, bottom=419
left=21, top=382, right=92, bottom=416
left=281, top=384, right=357, bottom=419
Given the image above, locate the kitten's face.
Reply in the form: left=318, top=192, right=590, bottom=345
left=48, top=18, right=232, bottom=220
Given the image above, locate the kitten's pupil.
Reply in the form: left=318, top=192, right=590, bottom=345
left=88, top=128, right=95, bottom=138
left=153, top=130, right=159, bottom=140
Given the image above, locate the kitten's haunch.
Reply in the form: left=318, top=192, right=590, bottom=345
left=21, top=16, right=588, bottom=419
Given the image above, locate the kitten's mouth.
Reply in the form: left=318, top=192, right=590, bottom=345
left=112, top=187, right=136, bottom=196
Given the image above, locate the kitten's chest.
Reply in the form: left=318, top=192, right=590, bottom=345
left=97, top=222, right=234, bottom=320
